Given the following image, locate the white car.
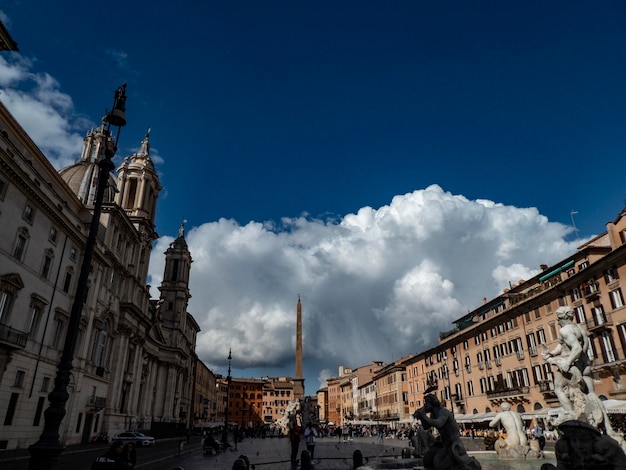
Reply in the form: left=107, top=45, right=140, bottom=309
left=113, top=431, right=155, bottom=447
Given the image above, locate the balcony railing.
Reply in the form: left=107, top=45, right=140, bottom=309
left=89, top=395, right=107, bottom=409
left=494, top=357, right=502, bottom=366
left=583, top=283, right=600, bottom=298
left=516, top=350, right=525, bottom=360
left=539, top=381, right=555, bottom=393
left=0, top=323, right=28, bottom=349
left=587, top=312, right=613, bottom=332
left=487, top=386, right=529, bottom=399
left=478, top=362, right=484, bottom=370
left=486, top=360, right=492, bottom=369
left=529, top=346, right=538, bottom=357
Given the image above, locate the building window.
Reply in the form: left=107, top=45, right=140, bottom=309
left=41, top=377, right=50, bottom=392
left=579, top=260, right=589, bottom=271
left=41, top=251, right=54, bottom=279
left=26, top=306, right=42, bottom=338
left=534, top=308, right=541, bottom=319
left=610, top=289, right=625, bottom=310
left=69, top=247, right=77, bottom=262
left=537, top=328, right=546, bottom=344
left=49, top=227, right=58, bottom=244
left=33, top=396, right=45, bottom=426
left=22, top=203, right=35, bottom=224
left=75, top=412, right=83, bottom=433
left=574, top=306, right=586, bottom=323
left=4, top=393, right=19, bottom=425
left=13, top=229, right=29, bottom=261
left=14, top=370, right=25, bottom=388
left=605, top=266, right=620, bottom=284
left=0, top=174, right=7, bottom=200
left=0, top=291, right=14, bottom=324
left=92, top=322, right=109, bottom=368
left=62, top=268, right=73, bottom=293
left=51, top=318, right=65, bottom=348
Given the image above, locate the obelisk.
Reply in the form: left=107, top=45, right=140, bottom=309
left=294, top=295, right=305, bottom=399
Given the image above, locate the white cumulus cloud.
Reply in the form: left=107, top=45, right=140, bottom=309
left=148, top=185, right=578, bottom=388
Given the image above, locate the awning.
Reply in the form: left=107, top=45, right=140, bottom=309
left=521, top=407, right=562, bottom=420
left=539, top=260, right=574, bottom=282
left=454, top=412, right=496, bottom=423
left=603, top=399, right=626, bottom=414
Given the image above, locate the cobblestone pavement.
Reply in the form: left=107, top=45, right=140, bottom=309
left=139, top=436, right=556, bottom=470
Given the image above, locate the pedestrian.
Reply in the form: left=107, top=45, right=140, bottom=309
left=304, top=422, right=318, bottom=461
left=288, top=422, right=301, bottom=470
left=91, top=441, right=126, bottom=470
left=532, top=421, right=546, bottom=451
left=121, top=442, right=136, bottom=469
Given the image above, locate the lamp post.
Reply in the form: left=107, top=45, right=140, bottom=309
left=221, top=348, right=232, bottom=446
left=28, top=84, right=127, bottom=470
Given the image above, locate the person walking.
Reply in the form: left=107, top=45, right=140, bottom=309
left=121, top=442, right=136, bottom=469
left=532, top=422, right=546, bottom=451
left=304, top=422, right=318, bottom=461
left=288, top=422, right=301, bottom=470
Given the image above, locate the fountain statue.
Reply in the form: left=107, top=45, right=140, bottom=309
left=413, top=394, right=481, bottom=470
left=489, top=401, right=542, bottom=459
left=542, top=306, right=626, bottom=457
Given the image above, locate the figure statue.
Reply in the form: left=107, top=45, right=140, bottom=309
left=489, top=402, right=534, bottom=459
left=413, top=394, right=481, bottom=470
left=542, top=306, right=594, bottom=423
left=542, top=306, right=626, bottom=452
left=489, top=402, right=528, bottom=446
left=540, top=420, right=626, bottom=470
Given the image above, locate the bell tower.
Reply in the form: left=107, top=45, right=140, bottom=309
left=116, top=130, right=161, bottom=233
left=157, top=221, right=192, bottom=347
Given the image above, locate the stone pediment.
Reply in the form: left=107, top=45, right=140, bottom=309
left=0, top=273, right=24, bottom=293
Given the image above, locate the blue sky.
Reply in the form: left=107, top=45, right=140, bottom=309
left=2, top=2, right=626, bottom=391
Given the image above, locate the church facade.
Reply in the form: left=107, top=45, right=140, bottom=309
left=0, top=99, right=198, bottom=450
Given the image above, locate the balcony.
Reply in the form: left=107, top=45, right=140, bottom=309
left=0, top=323, right=28, bottom=349
left=486, top=360, right=492, bottom=369
left=583, top=282, right=600, bottom=299
left=89, top=395, right=107, bottom=410
left=529, top=346, right=538, bottom=357
left=478, top=362, right=484, bottom=370
left=539, top=380, right=554, bottom=394
left=516, top=350, right=525, bottom=360
left=587, top=312, right=613, bottom=332
left=465, top=365, right=471, bottom=373
left=487, top=386, right=529, bottom=400
left=494, top=357, right=502, bottom=366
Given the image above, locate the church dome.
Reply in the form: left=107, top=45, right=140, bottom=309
left=59, top=125, right=118, bottom=205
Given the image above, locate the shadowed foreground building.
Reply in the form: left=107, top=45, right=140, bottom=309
left=0, top=99, right=198, bottom=449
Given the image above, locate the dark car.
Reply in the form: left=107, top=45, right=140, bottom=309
left=112, top=431, right=155, bottom=447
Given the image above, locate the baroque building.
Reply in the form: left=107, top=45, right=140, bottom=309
left=0, top=98, right=198, bottom=450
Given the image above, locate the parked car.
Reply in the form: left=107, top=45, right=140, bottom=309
left=112, top=431, right=155, bottom=447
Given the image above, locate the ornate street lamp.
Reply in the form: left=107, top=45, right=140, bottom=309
left=28, top=84, right=127, bottom=470
left=222, top=348, right=232, bottom=446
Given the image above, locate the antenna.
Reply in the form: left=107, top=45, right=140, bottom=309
left=570, top=210, right=580, bottom=242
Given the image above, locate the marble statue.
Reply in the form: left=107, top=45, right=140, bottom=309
left=413, top=394, right=481, bottom=470
left=488, top=402, right=539, bottom=459
left=542, top=306, right=626, bottom=453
